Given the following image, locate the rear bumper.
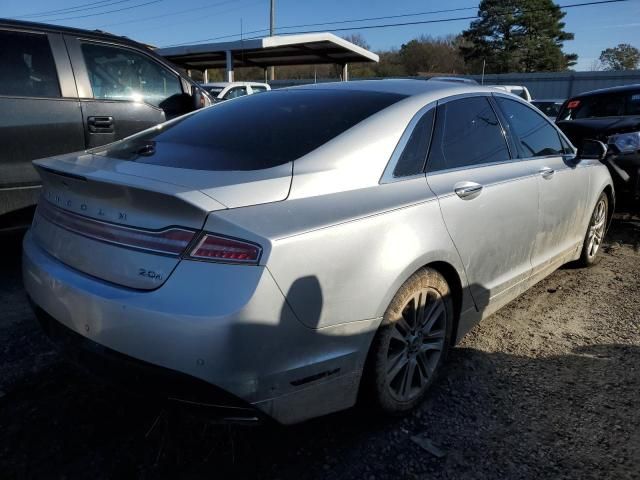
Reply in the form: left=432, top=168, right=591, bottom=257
left=22, top=231, right=378, bottom=424
left=33, top=303, right=263, bottom=423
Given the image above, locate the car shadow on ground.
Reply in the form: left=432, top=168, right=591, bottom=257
left=1, top=341, right=638, bottom=479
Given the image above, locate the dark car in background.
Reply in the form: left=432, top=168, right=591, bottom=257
left=556, top=84, right=640, bottom=200
left=0, top=19, right=211, bottom=230
left=532, top=99, right=564, bottom=120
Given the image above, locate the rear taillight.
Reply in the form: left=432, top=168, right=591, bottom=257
left=189, top=233, right=261, bottom=264
left=37, top=200, right=196, bottom=256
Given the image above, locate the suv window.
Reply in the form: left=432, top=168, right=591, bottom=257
left=393, top=108, right=435, bottom=177
left=495, top=97, right=564, bottom=158
left=224, top=87, right=248, bottom=99
left=558, top=90, right=640, bottom=119
left=100, top=90, right=406, bottom=171
left=81, top=42, right=182, bottom=107
left=427, top=96, right=510, bottom=172
left=251, top=85, right=268, bottom=93
left=0, top=30, right=60, bottom=98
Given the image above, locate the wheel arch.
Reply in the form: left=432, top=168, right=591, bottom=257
left=602, top=184, right=615, bottom=232
left=425, top=261, right=464, bottom=346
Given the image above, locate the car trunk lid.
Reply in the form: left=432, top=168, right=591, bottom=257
left=31, top=152, right=291, bottom=289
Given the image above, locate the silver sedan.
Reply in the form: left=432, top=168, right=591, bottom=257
left=23, top=80, right=614, bottom=424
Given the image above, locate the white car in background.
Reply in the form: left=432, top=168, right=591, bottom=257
left=200, top=81, right=271, bottom=102
left=491, top=85, right=532, bottom=102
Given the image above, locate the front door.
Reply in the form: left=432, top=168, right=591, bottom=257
left=65, top=37, right=187, bottom=148
left=426, top=95, right=540, bottom=315
left=493, top=95, right=589, bottom=275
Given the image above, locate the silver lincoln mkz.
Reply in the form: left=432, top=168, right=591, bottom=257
left=24, top=80, right=614, bottom=424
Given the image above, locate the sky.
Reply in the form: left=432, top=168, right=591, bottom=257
left=3, top=0, right=640, bottom=71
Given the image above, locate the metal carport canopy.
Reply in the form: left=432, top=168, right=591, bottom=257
left=156, top=33, right=379, bottom=82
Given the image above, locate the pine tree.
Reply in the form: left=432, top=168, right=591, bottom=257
left=461, top=0, right=577, bottom=73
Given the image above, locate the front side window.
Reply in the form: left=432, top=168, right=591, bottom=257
left=393, top=108, right=435, bottom=177
left=81, top=43, right=182, bottom=107
left=427, top=96, right=510, bottom=172
left=496, top=97, right=563, bottom=158
left=98, top=89, right=406, bottom=171
left=0, top=30, right=60, bottom=98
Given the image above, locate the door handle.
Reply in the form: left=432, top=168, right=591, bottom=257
left=454, top=181, right=483, bottom=199
left=87, top=116, right=114, bottom=133
left=539, top=167, right=555, bottom=179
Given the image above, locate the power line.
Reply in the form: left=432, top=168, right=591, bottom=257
left=280, top=0, right=630, bottom=36
left=122, top=0, right=265, bottom=35
left=28, top=0, right=163, bottom=22
left=12, top=0, right=136, bottom=19
left=166, top=0, right=629, bottom=47
left=164, top=4, right=482, bottom=47
left=96, top=0, right=236, bottom=27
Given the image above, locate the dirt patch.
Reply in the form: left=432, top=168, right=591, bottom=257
left=0, top=215, right=639, bottom=480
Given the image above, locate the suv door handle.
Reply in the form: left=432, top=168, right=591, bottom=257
left=539, top=167, right=555, bottom=179
left=454, top=181, right=483, bottom=199
left=87, top=116, right=114, bottom=133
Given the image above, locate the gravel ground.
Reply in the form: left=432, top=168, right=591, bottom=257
left=1, top=212, right=639, bottom=480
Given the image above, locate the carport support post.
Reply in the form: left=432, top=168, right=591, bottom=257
left=202, top=69, right=209, bottom=83
left=225, top=50, right=234, bottom=82
left=341, top=63, right=349, bottom=82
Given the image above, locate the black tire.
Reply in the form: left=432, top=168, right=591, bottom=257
left=367, top=268, right=453, bottom=414
left=578, top=192, right=608, bottom=267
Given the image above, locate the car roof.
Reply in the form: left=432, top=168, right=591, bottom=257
left=0, top=18, right=151, bottom=50
left=201, top=82, right=269, bottom=88
left=571, top=83, right=640, bottom=98
left=286, top=79, right=500, bottom=98
left=428, top=76, right=478, bottom=84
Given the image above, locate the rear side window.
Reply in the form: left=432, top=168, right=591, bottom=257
left=81, top=42, right=182, bottom=107
left=427, top=97, right=510, bottom=172
left=0, top=30, right=60, bottom=98
left=495, top=97, right=563, bottom=158
left=101, top=89, right=406, bottom=171
left=393, top=108, right=435, bottom=177
left=251, top=86, right=268, bottom=93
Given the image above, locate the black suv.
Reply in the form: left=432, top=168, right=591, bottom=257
left=556, top=84, right=640, bottom=200
left=0, top=19, right=211, bottom=229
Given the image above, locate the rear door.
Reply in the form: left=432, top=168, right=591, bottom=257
left=493, top=95, right=589, bottom=274
left=64, top=37, right=188, bottom=148
left=0, top=28, right=84, bottom=217
left=426, top=95, right=540, bottom=314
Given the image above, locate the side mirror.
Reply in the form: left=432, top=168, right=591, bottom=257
left=577, top=139, right=608, bottom=161
left=191, top=85, right=212, bottom=109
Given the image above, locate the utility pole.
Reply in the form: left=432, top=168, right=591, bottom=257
left=269, top=0, right=275, bottom=81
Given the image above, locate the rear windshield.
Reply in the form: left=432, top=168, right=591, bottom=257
left=558, top=90, right=640, bottom=120
left=100, top=89, right=406, bottom=171
left=203, top=86, right=224, bottom=94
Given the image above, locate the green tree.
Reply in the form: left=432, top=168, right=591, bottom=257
left=399, top=35, right=467, bottom=75
left=461, top=0, right=577, bottom=73
left=599, top=44, right=640, bottom=70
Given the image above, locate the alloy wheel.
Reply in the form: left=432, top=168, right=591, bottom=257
left=385, top=288, right=447, bottom=402
left=586, top=198, right=607, bottom=259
